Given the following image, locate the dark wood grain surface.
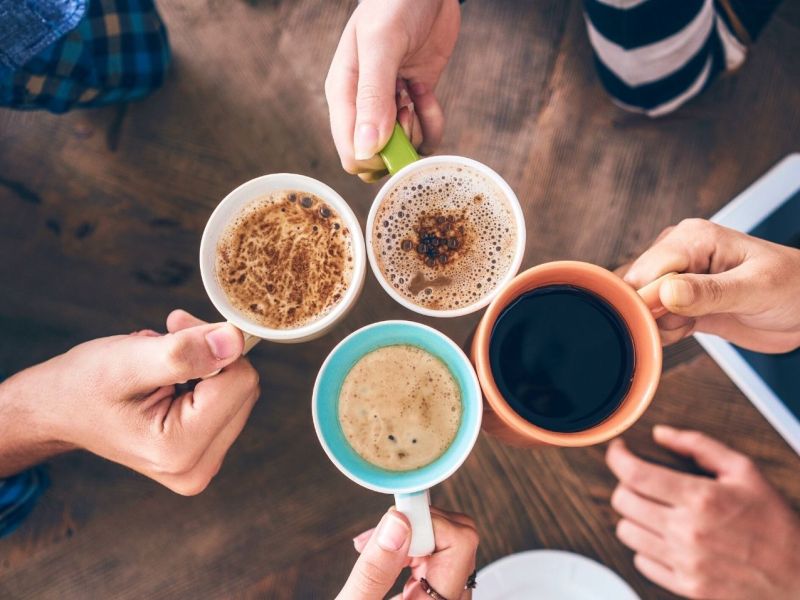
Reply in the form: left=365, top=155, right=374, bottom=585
left=2, top=1, right=800, bottom=598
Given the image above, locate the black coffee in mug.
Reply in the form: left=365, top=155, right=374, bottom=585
left=488, top=285, right=634, bottom=433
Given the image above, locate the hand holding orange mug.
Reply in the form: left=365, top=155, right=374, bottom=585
left=471, top=261, right=672, bottom=447
left=622, top=218, right=800, bottom=353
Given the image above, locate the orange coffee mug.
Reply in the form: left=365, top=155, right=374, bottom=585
left=471, top=261, right=670, bottom=447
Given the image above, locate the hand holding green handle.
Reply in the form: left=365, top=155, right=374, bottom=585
left=379, top=123, right=420, bottom=176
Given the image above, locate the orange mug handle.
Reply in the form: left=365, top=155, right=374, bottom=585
left=636, top=272, right=678, bottom=320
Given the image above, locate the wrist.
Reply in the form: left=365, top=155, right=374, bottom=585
left=0, top=363, right=74, bottom=476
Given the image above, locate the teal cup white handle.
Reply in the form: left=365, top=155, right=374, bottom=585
left=312, top=321, right=482, bottom=556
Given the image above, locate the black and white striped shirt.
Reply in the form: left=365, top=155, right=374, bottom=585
left=582, top=0, right=781, bottom=116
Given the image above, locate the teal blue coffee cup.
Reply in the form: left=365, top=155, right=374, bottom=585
left=313, top=320, right=482, bottom=556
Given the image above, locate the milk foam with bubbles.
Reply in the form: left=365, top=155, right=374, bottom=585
left=338, top=345, right=462, bottom=471
left=373, top=164, right=517, bottom=311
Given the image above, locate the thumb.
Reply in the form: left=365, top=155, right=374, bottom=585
left=338, top=510, right=411, bottom=600
left=353, top=29, right=405, bottom=160
left=126, top=323, right=244, bottom=388
left=653, top=425, right=752, bottom=477
left=659, top=271, right=746, bottom=318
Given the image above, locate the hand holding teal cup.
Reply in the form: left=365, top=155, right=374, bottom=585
left=313, top=321, right=482, bottom=556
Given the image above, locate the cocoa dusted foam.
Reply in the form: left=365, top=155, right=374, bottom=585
left=216, top=190, right=353, bottom=329
left=372, top=164, right=517, bottom=310
left=338, top=345, right=462, bottom=471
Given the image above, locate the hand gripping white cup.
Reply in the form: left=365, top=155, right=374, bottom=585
left=366, top=124, right=526, bottom=318
left=313, top=321, right=482, bottom=556
left=200, top=174, right=366, bottom=348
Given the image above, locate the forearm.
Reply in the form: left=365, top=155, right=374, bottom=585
left=0, top=365, right=72, bottom=477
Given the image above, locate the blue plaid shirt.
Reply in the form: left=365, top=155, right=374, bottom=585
left=0, top=0, right=170, bottom=113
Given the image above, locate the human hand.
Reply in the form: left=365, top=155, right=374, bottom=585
left=607, top=425, right=800, bottom=599
left=338, top=506, right=478, bottom=599
left=621, top=218, right=800, bottom=352
left=0, top=309, right=260, bottom=495
left=325, top=0, right=460, bottom=181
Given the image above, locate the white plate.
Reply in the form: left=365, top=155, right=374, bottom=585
left=474, top=550, right=640, bottom=600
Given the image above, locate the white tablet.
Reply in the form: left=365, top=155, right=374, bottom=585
left=693, top=154, right=800, bottom=455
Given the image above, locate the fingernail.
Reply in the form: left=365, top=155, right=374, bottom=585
left=397, top=87, right=412, bottom=107
left=376, top=512, right=409, bottom=552
left=205, top=325, right=240, bottom=360
left=665, top=279, right=694, bottom=307
left=653, top=424, right=675, bottom=438
left=352, top=528, right=373, bottom=546
left=354, top=123, right=379, bottom=160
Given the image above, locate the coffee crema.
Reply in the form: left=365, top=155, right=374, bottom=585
left=216, top=190, right=353, bottom=329
left=372, top=164, right=517, bottom=310
left=338, top=345, right=462, bottom=471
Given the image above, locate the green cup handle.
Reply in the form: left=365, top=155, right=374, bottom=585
left=379, top=122, right=420, bottom=175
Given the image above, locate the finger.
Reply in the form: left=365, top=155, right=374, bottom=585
left=606, top=439, right=707, bottom=505
left=110, top=322, right=244, bottom=390
left=428, top=506, right=476, bottom=529
left=130, top=329, right=161, bottom=337
left=409, top=513, right=479, bottom=600
left=624, top=222, right=714, bottom=288
left=338, top=510, right=412, bottom=600
left=405, top=578, right=474, bottom=600
left=169, top=357, right=260, bottom=443
left=397, top=104, right=423, bottom=150
left=614, top=261, right=633, bottom=279
left=353, top=26, right=405, bottom=160
left=624, top=220, right=747, bottom=290
left=658, top=270, right=751, bottom=318
left=653, top=425, right=753, bottom=478
left=656, top=313, right=695, bottom=345
left=409, top=82, right=444, bottom=155
left=326, top=22, right=361, bottom=174
left=633, top=554, right=682, bottom=597
left=624, top=237, right=695, bottom=289
left=358, top=170, right=388, bottom=183
left=353, top=527, right=376, bottom=552
left=614, top=226, right=675, bottom=287
left=616, top=518, right=671, bottom=564
left=396, top=81, right=424, bottom=151
left=158, top=365, right=259, bottom=495
left=610, top=485, right=670, bottom=532
left=657, top=313, right=693, bottom=331
left=658, top=321, right=695, bottom=346
left=692, top=313, right=800, bottom=354
left=195, top=369, right=258, bottom=470
left=167, top=309, right=207, bottom=332
left=355, top=509, right=476, bottom=554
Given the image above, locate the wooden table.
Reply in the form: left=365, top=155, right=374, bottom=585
left=2, top=1, right=799, bottom=598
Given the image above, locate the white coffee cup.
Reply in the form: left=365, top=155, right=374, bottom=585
left=200, top=174, right=366, bottom=345
left=367, top=131, right=526, bottom=318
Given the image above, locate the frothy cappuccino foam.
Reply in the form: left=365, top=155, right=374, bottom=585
left=216, top=190, right=353, bottom=330
left=338, top=345, right=462, bottom=471
left=372, top=164, right=517, bottom=311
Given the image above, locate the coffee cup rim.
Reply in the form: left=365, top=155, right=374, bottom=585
left=312, top=320, right=482, bottom=494
left=199, top=173, right=366, bottom=343
left=472, top=261, right=662, bottom=447
left=365, top=155, right=526, bottom=318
